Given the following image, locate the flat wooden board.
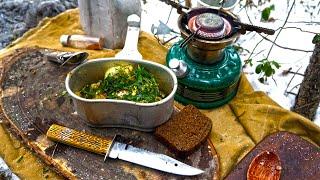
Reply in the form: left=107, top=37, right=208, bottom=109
left=225, top=131, right=320, bottom=180
left=0, top=48, right=219, bottom=179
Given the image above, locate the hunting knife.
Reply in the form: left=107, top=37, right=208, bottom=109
left=46, top=124, right=204, bottom=176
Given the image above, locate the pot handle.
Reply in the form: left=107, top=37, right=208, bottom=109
left=115, top=14, right=143, bottom=60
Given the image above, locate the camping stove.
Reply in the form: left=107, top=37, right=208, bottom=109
left=166, top=8, right=274, bottom=108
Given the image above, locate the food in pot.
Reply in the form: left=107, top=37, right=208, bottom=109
left=78, top=64, right=165, bottom=103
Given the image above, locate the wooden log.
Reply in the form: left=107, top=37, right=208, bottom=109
left=78, top=0, right=141, bottom=49
left=292, top=43, right=320, bottom=120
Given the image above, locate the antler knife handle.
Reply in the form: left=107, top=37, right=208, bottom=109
left=46, top=124, right=114, bottom=155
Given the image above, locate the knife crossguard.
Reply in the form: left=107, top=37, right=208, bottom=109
left=46, top=124, right=115, bottom=155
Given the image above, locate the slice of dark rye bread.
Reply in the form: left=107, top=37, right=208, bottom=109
left=154, top=105, right=212, bottom=157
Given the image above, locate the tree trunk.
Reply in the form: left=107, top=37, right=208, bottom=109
left=293, top=43, right=320, bottom=120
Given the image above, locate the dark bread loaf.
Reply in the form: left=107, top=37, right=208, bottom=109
left=154, top=105, right=212, bottom=156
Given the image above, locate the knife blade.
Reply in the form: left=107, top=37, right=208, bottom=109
left=46, top=124, right=204, bottom=176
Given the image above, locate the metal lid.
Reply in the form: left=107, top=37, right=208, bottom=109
left=195, top=13, right=224, bottom=33
left=168, top=58, right=188, bottom=78
left=187, top=12, right=233, bottom=40
left=60, top=35, right=70, bottom=46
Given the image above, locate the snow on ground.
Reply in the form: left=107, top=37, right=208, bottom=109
left=140, top=0, right=320, bottom=126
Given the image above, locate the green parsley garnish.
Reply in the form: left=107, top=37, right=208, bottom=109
left=79, top=64, right=164, bottom=103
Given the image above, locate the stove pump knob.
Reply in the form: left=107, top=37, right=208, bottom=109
left=168, top=58, right=188, bottom=78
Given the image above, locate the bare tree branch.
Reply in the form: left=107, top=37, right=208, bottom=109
left=260, top=35, right=313, bottom=53
left=252, top=49, right=266, bottom=58
left=246, top=36, right=265, bottom=62
left=244, top=2, right=313, bottom=53
left=275, top=26, right=318, bottom=35
left=266, top=0, right=296, bottom=59
left=285, top=21, right=320, bottom=24
left=287, top=91, right=297, bottom=96
left=272, top=75, right=278, bottom=86
left=288, top=83, right=301, bottom=93
left=287, top=70, right=305, bottom=76
left=285, top=66, right=302, bottom=95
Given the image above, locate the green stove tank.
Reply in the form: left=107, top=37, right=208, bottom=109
left=166, top=41, right=242, bottom=109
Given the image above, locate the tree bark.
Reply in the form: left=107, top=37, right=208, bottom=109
left=293, top=43, right=320, bottom=120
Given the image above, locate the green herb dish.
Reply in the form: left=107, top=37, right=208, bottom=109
left=65, top=58, right=177, bottom=131
left=79, top=64, right=165, bottom=103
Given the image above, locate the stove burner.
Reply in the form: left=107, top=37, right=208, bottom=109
left=196, top=13, right=224, bottom=32
left=188, top=13, right=232, bottom=40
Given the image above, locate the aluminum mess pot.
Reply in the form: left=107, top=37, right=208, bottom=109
left=65, top=14, right=177, bottom=131
left=65, top=58, right=177, bottom=131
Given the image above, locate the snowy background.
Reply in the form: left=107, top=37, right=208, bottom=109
left=140, top=0, right=320, bottom=126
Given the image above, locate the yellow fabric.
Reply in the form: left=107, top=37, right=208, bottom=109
left=0, top=9, right=319, bottom=179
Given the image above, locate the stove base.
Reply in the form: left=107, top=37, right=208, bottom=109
left=166, top=41, right=242, bottom=109
left=174, top=82, right=239, bottom=109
